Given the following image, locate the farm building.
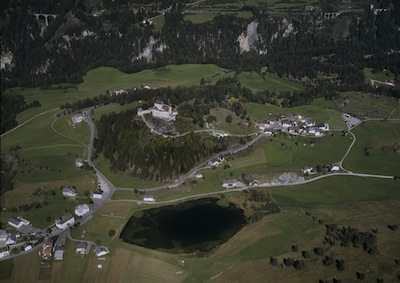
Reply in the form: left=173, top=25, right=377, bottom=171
left=55, top=213, right=75, bottom=230
left=143, top=195, right=155, bottom=202
left=75, top=158, right=85, bottom=167
left=221, top=179, right=239, bottom=189
left=62, top=187, right=77, bottom=197
left=8, top=216, right=30, bottom=229
left=75, top=204, right=90, bottom=217
left=0, top=247, right=10, bottom=258
left=76, top=242, right=88, bottom=254
left=92, top=189, right=104, bottom=199
left=42, top=239, right=53, bottom=258
left=94, top=246, right=109, bottom=257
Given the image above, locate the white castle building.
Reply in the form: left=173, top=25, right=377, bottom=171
left=151, top=100, right=178, bottom=121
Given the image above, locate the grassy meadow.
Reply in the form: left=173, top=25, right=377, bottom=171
left=245, top=99, right=346, bottom=130
left=3, top=175, right=398, bottom=282
left=342, top=120, right=400, bottom=175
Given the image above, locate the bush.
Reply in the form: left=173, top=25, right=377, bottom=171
left=314, top=247, right=324, bottom=256
left=269, top=257, right=278, bottom=265
left=336, top=259, right=345, bottom=271
left=225, top=115, right=232, bottom=123
left=302, top=250, right=310, bottom=258
left=108, top=229, right=116, bottom=237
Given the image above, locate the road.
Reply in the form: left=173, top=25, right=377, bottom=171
left=1, top=108, right=60, bottom=137
left=1, top=108, right=397, bottom=261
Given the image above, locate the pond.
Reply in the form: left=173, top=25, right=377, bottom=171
left=120, top=198, right=247, bottom=253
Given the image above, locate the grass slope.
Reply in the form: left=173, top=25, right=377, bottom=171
left=343, top=120, right=400, bottom=175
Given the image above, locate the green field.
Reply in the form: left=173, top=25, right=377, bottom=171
left=364, top=67, right=396, bottom=82
left=343, top=120, right=400, bottom=175
left=245, top=99, right=346, bottom=129
left=238, top=72, right=303, bottom=93
left=334, top=91, right=400, bottom=119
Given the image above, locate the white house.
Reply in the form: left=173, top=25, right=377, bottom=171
left=0, top=247, right=10, bottom=258
left=143, top=195, right=155, bottom=202
left=314, top=130, right=323, bottom=137
left=151, top=100, right=178, bottom=121
left=195, top=171, right=203, bottom=179
left=76, top=242, right=88, bottom=254
left=302, top=166, right=315, bottom=175
left=74, top=204, right=90, bottom=217
left=318, top=123, right=330, bottom=131
left=62, top=187, right=77, bottom=197
left=209, top=156, right=224, bottom=167
left=221, top=179, right=239, bottom=189
left=8, top=216, right=30, bottom=229
left=55, top=213, right=75, bottom=230
left=329, top=164, right=340, bottom=172
left=281, top=120, right=292, bottom=128
left=115, top=88, right=127, bottom=95
left=94, top=246, right=109, bottom=257
left=308, top=127, right=316, bottom=134
left=75, top=158, right=84, bottom=168
left=23, top=243, right=32, bottom=251
left=0, top=230, right=9, bottom=242
left=0, top=230, right=16, bottom=247
left=72, top=113, right=84, bottom=124
left=54, top=234, right=66, bottom=261
left=92, top=189, right=104, bottom=199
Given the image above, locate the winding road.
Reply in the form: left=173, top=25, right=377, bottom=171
left=1, top=107, right=398, bottom=261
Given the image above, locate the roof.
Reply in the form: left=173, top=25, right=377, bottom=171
left=56, top=213, right=74, bottom=225
left=62, top=187, right=76, bottom=193
left=221, top=179, right=238, bottom=184
left=93, top=189, right=103, bottom=194
left=8, top=217, right=21, bottom=225
left=76, top=242, right=87, bottom=249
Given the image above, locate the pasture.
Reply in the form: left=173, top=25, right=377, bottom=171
left=245, top=100, right=346, bottom=129
left=342, top=120, right=400, bottom=175
left=238, top=72, right=303, bottom=93
left=334, top=91, right=400, bottom=119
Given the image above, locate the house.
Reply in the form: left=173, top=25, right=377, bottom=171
left=143, top=195, right=155, bottom=202
left=195, top=171, right=203, bottom=179
left=8, top=216, right=30, bottom=229
left=42, top=239, right=53, bottom=258
left=221, top=179, right=239, bottom=189
left=115, top=88, right=127, bottom=95
left=281, top=120, right=292, bottom=128
left=329, top=164, right=340, bottom=172
left=75, top=158, right=84, bottom=167
left=55, top=213, right=75, bottom=230
left=288, top=126, right=298, bottom=134
left=308, top=127, right=316, bottom=134
left=264, top=129, right=275, bottom=136
left=76, top=242, right=88, bottom=254
left=54, top=233, right=66, bottom=260
left=62, top=187, right=77, bottom=197
left=23, top=243, right=32, bottom=251
left=0, top=247, right=10, bottom=258
left=75, top=204, right=90, bottom=217
left=314, top=130, right=323, bottom=137
left=3, top=233, right=16, bottom=246
left=72, top=113, right=84, bottom=124
left=305, top=119, right=315, bottom=127
left=0, top=230, right=9, bottom=242
left=94, top=246, right=109, bottom=257
left=151, top=100, right=178, bottom=121
left=92, top=189, right=104, bottom=199
left=209, top=155, right=224, bottom=167
left=302, top=166, right=315, bottom=175
left=318, top=123, right=330, bottom=131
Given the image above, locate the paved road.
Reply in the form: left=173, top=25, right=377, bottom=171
left=1, top=109, right=397, bottom=261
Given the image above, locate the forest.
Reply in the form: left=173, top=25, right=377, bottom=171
left=1, top=0, right=400, bottom=91
left=94, top=108, right=232, bottom=181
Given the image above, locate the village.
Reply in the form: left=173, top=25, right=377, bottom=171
left=1, top=108, right=337, bottom=261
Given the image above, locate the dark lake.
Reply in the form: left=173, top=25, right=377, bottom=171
left=120, top=198, right=246, bottom=253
